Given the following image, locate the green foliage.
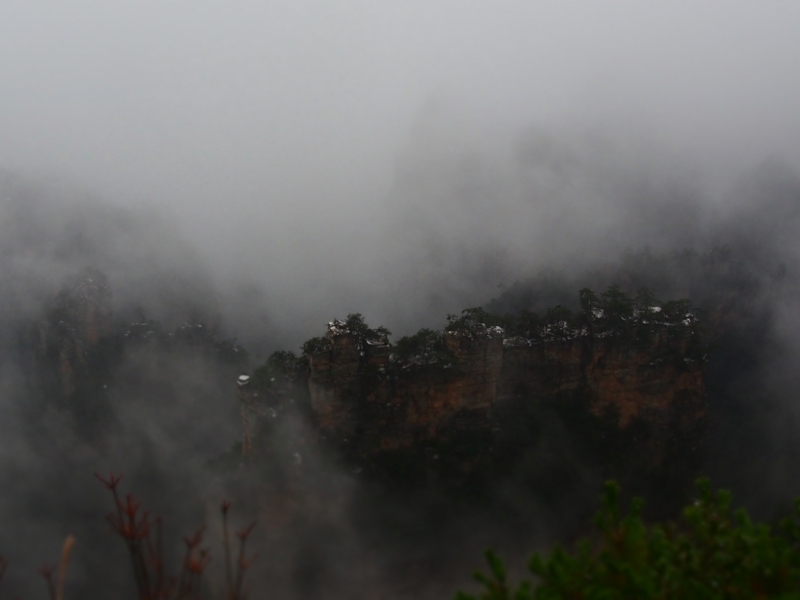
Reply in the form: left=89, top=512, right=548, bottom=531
left=345, top=312, right=370, bottom=335
left=250, top=350, right=305, bottom=389
left=344, top=312, right=392, bottom=341
left=375, top=325, right=393, bottom=339
left=446, top=308, right=516, bottom=332
left=543, top=305, right=576, bottom=341
left=266, top=350, right=303, bottom=377
left=298, top=287, right=698, bottom=363
left=544, top=305, right=574, bottom=326
left=394, top=328, right=456, bottom=368
left=300, top=314, right=391, bottom=356
left=574, top=285, right=696, bottom=341
left=456, top=480, right=800, bottom=599
left=301, top=336, right=330, bottom=355
left=440, top=286, right=699, bottom=346
left=516, top=310, right=543, bottom=338
left=446, top=307, right=547, bottom=340
left=660, top=299, right=693, bottom=322
left=600, top=284, right=635, bottom=325
left=579, top=288, right=599, bottom=315
left=636, top=287, right=659, bottom=312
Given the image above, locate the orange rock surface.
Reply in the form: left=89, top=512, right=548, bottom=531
left=303, top=324, right=706, bottom=465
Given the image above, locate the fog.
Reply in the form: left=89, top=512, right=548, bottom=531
left=2, top=2, right=800, bottom=598
left=3, top=3, right=800, bottom=344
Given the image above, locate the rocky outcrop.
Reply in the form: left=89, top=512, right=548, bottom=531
left=38, top=267, right=114, bottom=398
left=306, top=325, right=504, bottom=450
left=32, top=268, right=247, bottom=446
left=299, top=317, right=706, bottom=467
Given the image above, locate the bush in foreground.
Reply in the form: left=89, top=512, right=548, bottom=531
left=93, top=471, right=256, bottom=600
left=457, top=480, right=800, bottom=599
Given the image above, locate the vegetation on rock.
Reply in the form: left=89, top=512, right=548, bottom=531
left=394, top=327, right=457, bottom=368
left=341, top=312, right=391, bottom=343
left=295, top=286, right=701, bottom=374
left=249, top=349, right=305, bottom=391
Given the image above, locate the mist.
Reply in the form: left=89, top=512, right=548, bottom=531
left=1, top=2, right=800, bottom=598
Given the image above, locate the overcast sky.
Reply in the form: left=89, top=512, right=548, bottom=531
left=2, top=1, right=800, bottom=339
left=4, top=6, right=800, bottom=596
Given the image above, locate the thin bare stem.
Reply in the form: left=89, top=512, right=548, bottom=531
left=176, top=527, right=204, bottom=600
left=39, top=564, right=56, bottom=600
left=96, top=472, right=232, bottom=600
left=174, top=542, right=192, bottom=600
left=56, top=535, right=76, bottom=600
left=156, top=516, right=165, bottom=595
left=221, top=500, right=233, bottom=600
left=233, top=523, right=256, bottom=600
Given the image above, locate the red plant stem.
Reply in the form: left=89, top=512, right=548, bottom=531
left=97, top=473, right=226, bottom=600
left=136, top=521, right=151, bottom=597
left=110, top=486, right=147, bottom=598
left=156, top=517, right=164, bottom=595
left=40, top=566, right=56, bottom=600
left=175, top=541, right=193, bottom=599
left=222, top=508, right=233, bottom=599
left=233, top=539, right=246, bottom=600
left=233, top=528, right=254, bottom=600
left=145, top=518, right=168, bottom=600
left=56, top=535, right=76, bottom=600
left=100, top=476, right=151, bottom=599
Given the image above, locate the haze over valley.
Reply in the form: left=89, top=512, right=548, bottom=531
left=1, top=3, right=800, bottom=598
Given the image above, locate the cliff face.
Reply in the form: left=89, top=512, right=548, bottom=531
left=30, top=268, right=247, bottom=445
left=37, top=267, right=114, bottom=399
left=307, top=328, right=501, bottom=450
left=301, top=319, right=706, bottom=467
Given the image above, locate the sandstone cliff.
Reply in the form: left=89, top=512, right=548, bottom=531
left=37, top=267, right=114, bottom=400
left=296, top=317, right=706, bottom=462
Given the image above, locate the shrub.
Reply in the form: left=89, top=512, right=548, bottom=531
left=456, top=479, right=800, bottom=599
left=94, top=472, right=255, bottom=600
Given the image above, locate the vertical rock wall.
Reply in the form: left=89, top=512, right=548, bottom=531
left=301, top=322, right=706, bottom=466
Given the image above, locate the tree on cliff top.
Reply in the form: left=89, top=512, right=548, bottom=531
left=543, top=305, right=575, bottom=341
left=579, top=287, right=599, bottom=316
left=300, top=313, right=391, bottom=356
left=446, top=307, right=516, bottom=332
left=393, top=328, right=457, bottom=368
left=600, top=285, right=635, bottom=327
left=250, top=349, right=305, bottom=389
left=344, top=313, right=391, bottom=342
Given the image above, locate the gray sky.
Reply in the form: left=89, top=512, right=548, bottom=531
left=2, top=1, right=800, bottom=340
left=3, top=6, right=800, bottom=594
